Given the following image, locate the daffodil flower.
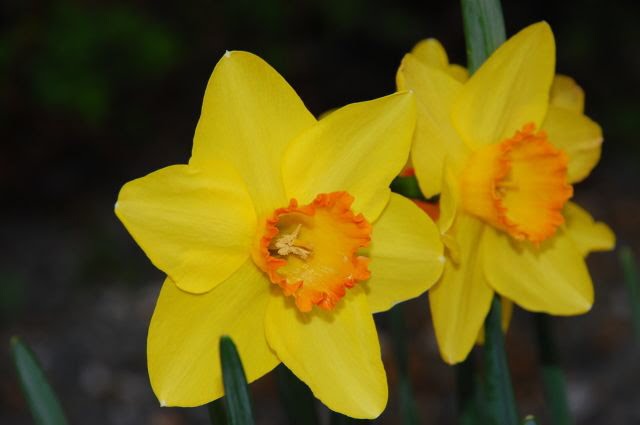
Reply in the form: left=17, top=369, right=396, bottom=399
left=115, top=51, right=444, bottom=418
left=396, top=22, right=615, bottom=363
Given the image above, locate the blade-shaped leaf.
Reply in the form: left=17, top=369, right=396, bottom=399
left=219, top=335, right=255, bottom=425
left=10, top=336, right=69, bottom=425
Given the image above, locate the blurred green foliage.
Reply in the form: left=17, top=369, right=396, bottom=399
left=2, top=2, right=179, bottom=125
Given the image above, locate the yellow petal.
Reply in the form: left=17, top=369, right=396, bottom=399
left=148, top=261, right=278, bottom=407
left=265, top=287, right=387, bottom=418
left=452, top=22, right=555, bottom=147
left=542, top=106, right=602, bottom=183
left=282, top=92, right=416, bottom=221
left=563, top=202, right=615, bottom=256
left=191, top=51, right=317, bottom=218
left=410, top=38, right=449, bottom=68
left=364, top=193, right=444, bottom=313
left=448, top=64, right=470, bottom=83
left=116, top=164, right=255, bottom=293
left=550, top=75, right=584, bottom=113
left=483, top=227, right=593, bottom=314
left=438, top=166, right=460, bottom=234
left=410, top=39, right=469, bottom=83
left=397, top=54, right=468, bottom=197
left=429, top=214, right=494, bottom=364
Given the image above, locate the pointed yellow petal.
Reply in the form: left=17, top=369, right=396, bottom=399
left=483, top=227, right=593, bottom=314
left=410, top=38, right=449, bottom=68
left=563, top=202, right=615, bottom=256
left=542, top=106, right=602, bottom=183
left=550, top=75, right=585, bottom=113
left=452, top=22, right=555, bottom=147
left=191, top=51, right=316, bottom=218
left=397, top=54, right=468, bottom=197
left=448, top=64, right=470, bottom=83
left=265, top=287, right=387, bottom=418
left=429, top=214, right=494, bottom=364
left=410, top=39, right=469, bottom=83
left=116, top=164, right=255, bottom=293
left=438, top=166, right=460, bottom=234
left=148, top=262, right=278, bottom=407
left=282, top=92, right=415, bottom=221
left=364, top=193, right=444, bottom=313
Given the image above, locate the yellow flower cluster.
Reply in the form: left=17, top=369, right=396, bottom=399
left=115, top=22, right=614, bottom=418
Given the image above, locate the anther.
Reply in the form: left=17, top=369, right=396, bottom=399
left=271, top=224, right=312, bottom=259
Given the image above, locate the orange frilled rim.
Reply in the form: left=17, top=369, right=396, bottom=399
left=256, top=191, right=372, bottom=312
left=460, top=123, right=573, bottom=244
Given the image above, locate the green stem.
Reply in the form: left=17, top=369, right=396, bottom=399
left=534, top=314, right=572, bottom=425
left=461, top=0, right=506, bottom=73
left=484, top=297, right=519, bottom=425
left=390, top=304, right=420, bottom=425
left=459, top=0, right=515, bottom=422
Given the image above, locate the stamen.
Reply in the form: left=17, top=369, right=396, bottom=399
left=270, top=224, right=312, bottom=259
left=255, top=192, right=372, bottom=312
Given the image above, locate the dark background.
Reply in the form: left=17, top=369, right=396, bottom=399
left=1, top=0, right=639, bottom=424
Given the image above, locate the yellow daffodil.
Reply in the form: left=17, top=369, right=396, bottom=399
left=115, top=51, right=444, bottom=418
left=396, top=22, right=615, bottom=364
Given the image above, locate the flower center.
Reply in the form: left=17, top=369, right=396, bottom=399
left=460, top=123, right=573, bottom=243
left=256, top=191, right=372, bottom=312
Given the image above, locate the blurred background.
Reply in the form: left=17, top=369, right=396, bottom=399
left=1, top=0, right=639, bottom=424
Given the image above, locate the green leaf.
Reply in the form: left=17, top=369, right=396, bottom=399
left=276, top=364, right=319, bottom=425
left=620, top=246, right=640, bottom=341
left=219, top=336, right=255, bottom=425
left=534, top=314, right=572, bottom=425
left=460, top=0, right=506, bottom=73
left=484, top=297, right=519, bottom=425
left=10, top=337, right=69, bottom=425
left=390, top=305, right=420, bottom=425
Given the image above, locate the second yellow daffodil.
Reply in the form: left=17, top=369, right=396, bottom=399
left=115, top=51, right=444, bottom=418
left=397, top=22, right=615, bottom=363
